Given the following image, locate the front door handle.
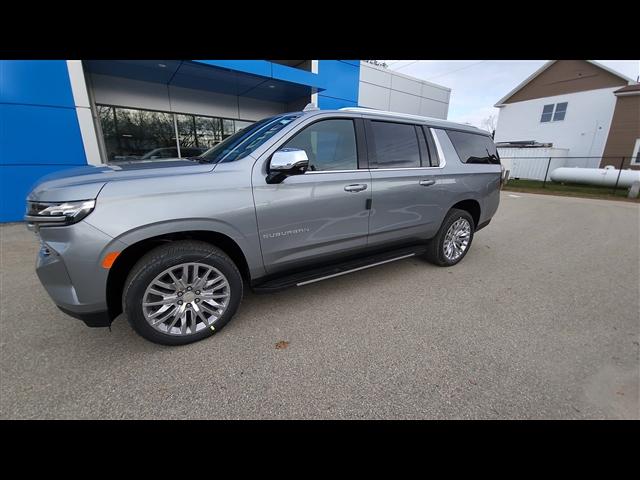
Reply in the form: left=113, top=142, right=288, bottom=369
left=419, top=179, right=436, bottom=187
left=344, top=184, right=368, bottom=193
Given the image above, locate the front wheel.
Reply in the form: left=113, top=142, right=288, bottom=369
left=423, top=208, right=475, bottom=266
left=123, top=241, right=243, bottom=345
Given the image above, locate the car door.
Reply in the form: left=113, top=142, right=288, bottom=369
left=366, top=120, right=444, bottom=246
left=252, top=116, right=372, bottom=274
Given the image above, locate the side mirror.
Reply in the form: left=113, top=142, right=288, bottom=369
left=267, top=148, right=309, bottom=184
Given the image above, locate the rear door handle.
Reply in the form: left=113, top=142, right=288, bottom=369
left=419, top=179, right=436, bottom=187
left=344, top=184, right=368, bottom=192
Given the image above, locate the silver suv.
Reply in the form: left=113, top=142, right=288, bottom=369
left=25, top=107, right=501, bottom=345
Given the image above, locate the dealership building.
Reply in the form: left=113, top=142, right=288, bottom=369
left=0, top=60, right=451, bottom=222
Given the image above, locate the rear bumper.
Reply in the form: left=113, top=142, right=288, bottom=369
left=476, top=219, right=491, bottom=232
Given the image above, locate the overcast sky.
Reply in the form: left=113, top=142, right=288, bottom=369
left=382, top=60, right=640, bottom=128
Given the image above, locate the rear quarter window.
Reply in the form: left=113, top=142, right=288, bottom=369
left=446, top=130, right=500, bottom=165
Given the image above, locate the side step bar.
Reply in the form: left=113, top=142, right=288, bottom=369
left=252, top=245, right=427, bottom=293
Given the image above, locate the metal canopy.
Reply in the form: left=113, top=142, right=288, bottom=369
left=84, top=60, right=322, bottom=103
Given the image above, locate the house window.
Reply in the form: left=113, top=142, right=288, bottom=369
left=540, top=102, right=568, bottom=123
left=631, top=138, right=640, bottom=165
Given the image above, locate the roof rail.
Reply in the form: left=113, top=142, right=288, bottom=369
left=339, top=107, right=481, bottom=129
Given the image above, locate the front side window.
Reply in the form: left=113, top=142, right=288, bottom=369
left=541, top=102, right=568, bottom=123
left=283, top=119, right=358, bottom=171
left=370, top=121, right=421, bottom=168
left=446, top=130, right=500, bottom=165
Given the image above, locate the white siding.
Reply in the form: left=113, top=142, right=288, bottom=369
left=494, top=88, right=619, bottom=167
left=498, top=147, right=569, bottom=180
left=358, top=62, right=451, bottom=119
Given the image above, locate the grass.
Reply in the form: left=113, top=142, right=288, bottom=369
left=502, top=179, right=639, bottom=202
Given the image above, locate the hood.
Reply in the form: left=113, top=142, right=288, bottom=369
left=27, top=159, right=216, bottom=202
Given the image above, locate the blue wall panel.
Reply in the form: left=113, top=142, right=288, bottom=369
left=0, top=165, right=81, bottom=221
left=0, top=60, right=75, bottom=107
left=317, top=60, right=360, bottom=110
left=316, top=96, right=358, bottom=110
left=1, top=104, right=87, bottom=166
left=1, top=60, right=86, bottom=222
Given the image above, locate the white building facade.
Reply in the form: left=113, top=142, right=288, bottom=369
left=494, top=60, right=637, bottom=176
left=495, top=87, right=621, bottom=167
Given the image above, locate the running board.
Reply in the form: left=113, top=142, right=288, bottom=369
left=252, top=245, right=427, bottom=293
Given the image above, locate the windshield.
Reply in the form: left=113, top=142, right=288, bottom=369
left=198, top=114, right=302, bottom=164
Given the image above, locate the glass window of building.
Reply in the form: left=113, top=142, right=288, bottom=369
left=195, top=116, right=223, bottom=148
left=235, top=120, right=253, bottom=132
left=96, top=104, right=256, bottom=163
left=222, top=119, right=236, bottom=139
left=108, top=107, right=176, bottom=163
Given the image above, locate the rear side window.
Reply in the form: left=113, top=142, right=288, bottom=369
left=369, top=121, right=421, bottom=168
left=446, top=130, right=500, bottom=164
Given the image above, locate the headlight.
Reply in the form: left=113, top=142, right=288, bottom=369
left=25, top=199, right=96, bottom=226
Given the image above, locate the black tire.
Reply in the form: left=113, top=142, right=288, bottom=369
left=123, top=240, right=243, bottom=346
left=423, top=208, right=475, bottom=267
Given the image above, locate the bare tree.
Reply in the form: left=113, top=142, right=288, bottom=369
left=480, top=115, right=497, bottom=138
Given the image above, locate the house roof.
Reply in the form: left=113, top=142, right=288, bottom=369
left=614, top=83, right=640, bottom=95
left=494, top=60, right=637, bottom=107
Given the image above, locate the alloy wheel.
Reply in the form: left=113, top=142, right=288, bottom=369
left=443, top=218, right=471, bottom=262
left=142, top=262, right=230, bottom=336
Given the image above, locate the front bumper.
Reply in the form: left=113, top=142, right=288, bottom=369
left=56, top=306, right=112, bottom=328
left=30, top=220, right=128, bottom=328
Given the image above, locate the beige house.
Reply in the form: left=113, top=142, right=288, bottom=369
left=601, top=83, right=640, bottom=169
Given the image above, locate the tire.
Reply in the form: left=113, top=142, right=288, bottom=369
left=122, top=240, right=243, bottom=346
left=423, top=208, right=475, bottom=267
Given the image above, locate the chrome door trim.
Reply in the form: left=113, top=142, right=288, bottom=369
left=303, top=169, right=363, bottom=174
left=429, top=127, right=447, bottom=169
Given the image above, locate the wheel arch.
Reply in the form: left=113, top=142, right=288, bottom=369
left=106, top=229, right=253, bottom=321
left=450, top=199, right=481, bottom=228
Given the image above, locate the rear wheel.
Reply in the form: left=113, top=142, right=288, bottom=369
left=423, top=208, right=474, bottom=266
left=123, top=241, right=243, bottom=345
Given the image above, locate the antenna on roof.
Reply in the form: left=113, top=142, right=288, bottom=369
left=303, top=103, right=319, bottom=112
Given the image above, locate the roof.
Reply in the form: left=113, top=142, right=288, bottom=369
left=494, top=60, right=637, bottom=107
left=614, top=84, right=640, bottom=95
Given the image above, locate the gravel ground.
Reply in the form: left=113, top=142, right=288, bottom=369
left=1, top=192, right=638, bottom=419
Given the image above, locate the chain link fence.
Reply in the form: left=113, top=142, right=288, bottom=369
left=500, top=156, right=640, bottom=199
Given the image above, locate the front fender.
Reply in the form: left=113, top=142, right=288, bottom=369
left=94, top=218, right=265, bottom=279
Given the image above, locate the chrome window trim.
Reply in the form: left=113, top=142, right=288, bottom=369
left=369, top=167, right=443, bottom=172
left=303, top=169, right=363, bottom=174
left=429, top=128, right=447, bottom=168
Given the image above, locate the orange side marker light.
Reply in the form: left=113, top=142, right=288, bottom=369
left=102, top=251, right=120, bottom=269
